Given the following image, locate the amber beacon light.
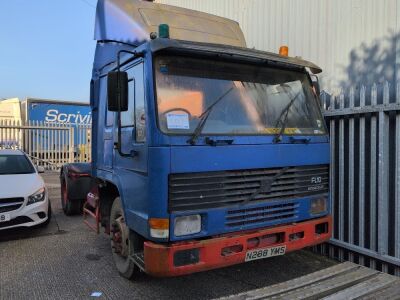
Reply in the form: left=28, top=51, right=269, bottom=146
left=279, top=46, right=289, bottom=56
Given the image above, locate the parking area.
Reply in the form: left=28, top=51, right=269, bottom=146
left=0, top=172, right=337, bottom=299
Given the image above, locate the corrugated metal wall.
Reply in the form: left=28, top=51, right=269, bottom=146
left=156, top=0, right=400, bottom=93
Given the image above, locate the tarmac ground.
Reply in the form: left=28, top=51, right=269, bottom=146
left=0, top=172, right=337, bottom=299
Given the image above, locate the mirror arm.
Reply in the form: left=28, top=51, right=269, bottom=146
left=115, top=111, right=137, bottom=158
left=116, top=50, right=143, bottom=70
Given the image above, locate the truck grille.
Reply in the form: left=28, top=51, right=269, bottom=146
left=225, top=202, right=299, bottom=228
left=169, top=165, right=328, bottom=211
left=0, top=197, right=25, bottom=213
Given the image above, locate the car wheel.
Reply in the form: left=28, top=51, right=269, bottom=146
left=60, top=176, right=81, bottom=216
left=110, top=197, right=140, bottom=279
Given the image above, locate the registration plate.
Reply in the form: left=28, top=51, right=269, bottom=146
left=245, top=245, right=286, bottom=262
left=0, top=213, right=10, bottom=223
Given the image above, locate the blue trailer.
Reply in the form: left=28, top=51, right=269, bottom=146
left=0, top=98, right=90, bottom=148
left=22, top=98, right=91, bottom=125
left=21, top=98, right=91, bottom=154
left=61, top=0, right=331, bottom=279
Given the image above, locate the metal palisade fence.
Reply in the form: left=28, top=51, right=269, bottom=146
left=314, top=80, right=400, bottom=276
left=0, top=120, right=91, bottom=170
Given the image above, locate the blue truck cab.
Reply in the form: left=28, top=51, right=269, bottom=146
left=89, top=0, right=331, bottom=278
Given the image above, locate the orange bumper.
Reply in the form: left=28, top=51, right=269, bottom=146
left=144, top=215, right=332, bottom=277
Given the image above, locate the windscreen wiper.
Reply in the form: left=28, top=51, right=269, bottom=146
left=273, top=88, right=302, bottom=143
left=187, top=86, right=234, bottom=145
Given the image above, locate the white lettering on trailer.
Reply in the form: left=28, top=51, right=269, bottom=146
left=45, top=109, right=58, bottom=122
left=45, top=109, right=91, bottom=124
left=67, top=114, right=75, bottom=123
left=77, top=114, right=85, bottom=124
left=57, top=113, right=68, bottom=122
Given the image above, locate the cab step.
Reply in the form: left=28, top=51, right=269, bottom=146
left=131, top=252, right=145, bottom=271
left=83, top=188, right=100, bottom=234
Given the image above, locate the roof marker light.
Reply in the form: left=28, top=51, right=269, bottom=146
left=279, top=46, right=289, bottom=56
left=159, top=24, right=170, bottom=39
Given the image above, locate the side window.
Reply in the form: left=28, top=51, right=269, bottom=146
left=135, top=67, right=146, bottom=143
left=121, top=80, right=135, bottom=127
left=106, top=111, right=114, bottom=127
left=121, top=62, right=146, bottom=142
left=104, top=76, right=114, bottom=127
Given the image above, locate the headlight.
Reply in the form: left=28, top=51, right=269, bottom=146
left=27, top=187, right=46, bottom=205
left=174, top=215, right=201, bottom=237
left=310, top=196, right=327, bottom=215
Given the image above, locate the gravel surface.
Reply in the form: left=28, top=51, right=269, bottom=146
left=0, top=172, right=337, bottom=299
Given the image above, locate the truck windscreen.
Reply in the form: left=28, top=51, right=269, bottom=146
left=155, top=55, right=326, bottom=136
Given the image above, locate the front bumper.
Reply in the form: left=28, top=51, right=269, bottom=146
left=0, top=196, right=49, bottom=230
left=144, top=215, right=332, bottom=277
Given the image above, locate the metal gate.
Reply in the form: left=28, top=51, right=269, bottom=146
left=0, top=120, right=91, bottom=170
left=314, top=81, right=400, bottom=276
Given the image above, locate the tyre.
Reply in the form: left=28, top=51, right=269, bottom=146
left=110, top=197, right=140, bottom=279
left=60, top=175, right=81, bottom=216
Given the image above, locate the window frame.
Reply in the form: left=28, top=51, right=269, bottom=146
left=120, top=60, right=146, bottom=143
left=152, top=54, right=327, bottom=137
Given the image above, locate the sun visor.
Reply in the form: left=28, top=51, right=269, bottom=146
left=95, top=0, right=246, bottom=47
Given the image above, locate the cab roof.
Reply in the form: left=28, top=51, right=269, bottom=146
left=95, top=0, right=246, bottom=47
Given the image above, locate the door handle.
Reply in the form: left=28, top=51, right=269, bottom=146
left=130, top=150, right=139, bottom=157
left=114, top=142, right=139, bottom=158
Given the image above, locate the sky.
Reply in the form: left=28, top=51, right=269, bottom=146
left=0, top=0, right=97, bottom=102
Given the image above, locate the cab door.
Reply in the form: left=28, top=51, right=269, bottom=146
left=96, top=76, right=114, bottom=171
left=113, top=60, right=147, bottom=174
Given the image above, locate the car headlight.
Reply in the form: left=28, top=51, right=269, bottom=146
left=27, top=187, right=46, bottom=205
left=310, top=196, right=327, bottom=215
left=174, top=215, right=201, bottom=237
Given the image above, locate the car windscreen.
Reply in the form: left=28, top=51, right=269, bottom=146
left=154, top=55, right=326, bottom=136
left=0, top=155, right=36, bottom=175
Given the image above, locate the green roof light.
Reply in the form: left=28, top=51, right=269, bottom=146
left=159, top=24, right=170, bottom=39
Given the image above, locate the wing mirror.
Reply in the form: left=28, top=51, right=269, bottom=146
left=37, top=166, right=45, bottom=173
left=310, top=74, right=321, bottom=97
left=107, top=71, right=129, bottom=112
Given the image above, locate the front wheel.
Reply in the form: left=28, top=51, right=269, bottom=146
left=110, top=197, right=140, bottom=279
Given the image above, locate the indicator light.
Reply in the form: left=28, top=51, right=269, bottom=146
left=149, top=218, right=169, bottom=238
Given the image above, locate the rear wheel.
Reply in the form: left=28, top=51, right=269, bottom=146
left=60, top=176, right=81, bottom=215
left=110, top=197, right=140, bottom=279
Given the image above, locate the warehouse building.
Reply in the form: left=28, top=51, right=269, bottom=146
left=156, top=0, right=400, bottom=94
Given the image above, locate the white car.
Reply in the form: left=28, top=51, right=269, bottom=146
left=0, top=149, right=51, bottom=230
